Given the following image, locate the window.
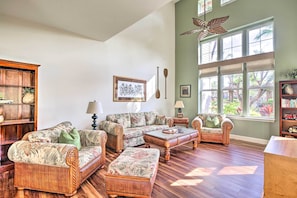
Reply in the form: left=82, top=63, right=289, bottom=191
left=198, top=0, right=212, bottom=16
left=247, top=61, right=274, bottom=118
left=200, top=73, right=218, bottom=113
left=222, top=33, right=242, bottom=60
left=221, top=64, right=243, bottom=116
left=248, top=23, right=273, bottom=55
left=200, top=39, right=217, bottom=64
left=221, top=0, right=237, bottom=6
left=198, top=19, right=274, bottom=120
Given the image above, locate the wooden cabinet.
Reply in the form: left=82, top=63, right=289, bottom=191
left=0, top=59, right=39, bottom=172
left=279, top=80, right=297, bottom=138
left=263, top=136, right=297, bottom=197
left=173, top=117, right=189, bottom=128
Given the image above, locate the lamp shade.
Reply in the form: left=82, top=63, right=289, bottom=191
left=174, top=101, right=184, bottom=109
left=86, top=100, right=103, bottom=114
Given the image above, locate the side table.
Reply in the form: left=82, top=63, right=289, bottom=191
left=173, top=117, right=189, bottom=128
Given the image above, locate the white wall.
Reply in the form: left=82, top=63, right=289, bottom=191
left=0, top=3, right=175, bottom=129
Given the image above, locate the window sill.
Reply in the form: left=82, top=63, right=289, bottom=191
left=228, top=115, right=275, bottom=123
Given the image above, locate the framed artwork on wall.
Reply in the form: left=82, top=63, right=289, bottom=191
left=113, top=76, right=146, bottom=102
left=180, top=84, right=191, bottom=98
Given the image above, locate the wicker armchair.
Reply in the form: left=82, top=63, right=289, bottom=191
left=8, top=121, right=107, bottom=196
left=192, top=114, right=234, bottom=146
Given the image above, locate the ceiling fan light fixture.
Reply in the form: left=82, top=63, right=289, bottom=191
left=180, top=0, right=229, bottom=40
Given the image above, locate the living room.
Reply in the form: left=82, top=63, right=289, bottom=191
left=0, top=0, right=297, bottom=197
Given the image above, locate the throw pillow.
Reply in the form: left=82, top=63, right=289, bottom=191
left=205, top=116, right=220, bottom=128
left=58, top=128, right=81, bottom=150
left=145, top=112, right=158, bottom=125
left=155, top=115, right=166, bottom=125
left=130, top=113, right=146, bottom=127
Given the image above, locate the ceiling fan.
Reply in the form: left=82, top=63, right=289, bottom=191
left=180, top=0, right=229, bottom=40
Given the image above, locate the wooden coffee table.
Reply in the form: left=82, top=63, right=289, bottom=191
left=143, top=127, right=199, bottom=162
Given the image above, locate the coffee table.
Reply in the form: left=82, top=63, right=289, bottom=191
left=143, top=127, right=199, bottom=162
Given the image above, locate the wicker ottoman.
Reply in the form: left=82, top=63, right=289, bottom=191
left=105, top=147, right=160, bottom=198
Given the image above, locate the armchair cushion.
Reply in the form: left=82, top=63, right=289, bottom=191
left=58, top=128, right=81, bottom=150
left=205, top=115, right=220, bottom=128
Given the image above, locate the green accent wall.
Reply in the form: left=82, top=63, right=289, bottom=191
left=175, top=0, right=297, bottom=140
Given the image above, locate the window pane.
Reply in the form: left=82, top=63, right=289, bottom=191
left=201, top=76, right=218, bottom=90
left=248, top=89, right=274, bottom=118
left=222, top=74, right=243, bottom=89
left=201, top=91, right=218, bottom=113
left=200, top=40, right=218, bottom=64
left=248, top=70, right=274, bottom=118
left=198, top=0, right=212, bottom=16
left=248, top=23, right=273, bottom=55
left=221, top=0, right=236, bottom=6
left=222, top=33, right=242, bottom=60
left=248, top=71, right=274, bottom=87
left=223, top=90, right=243, bottom=115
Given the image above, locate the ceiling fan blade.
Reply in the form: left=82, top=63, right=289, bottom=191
left=198, top=30, right=209, bottom=40
left=180, top=28, right=202, bottom=35
left=193, top=18, right=207, bottom=27
left=208, top=26, right=228, bottom=34
left=207, top=16, right=229, bottom=28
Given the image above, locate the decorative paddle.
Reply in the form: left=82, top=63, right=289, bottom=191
left=163, top=68, right=168, bottom=99
left=155, top=66, right=160, bottom=99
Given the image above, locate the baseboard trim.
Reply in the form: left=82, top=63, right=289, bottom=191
left=230, top=134, right=268, bottom=145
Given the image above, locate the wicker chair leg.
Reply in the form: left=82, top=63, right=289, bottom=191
left=15, top=188, right=24, bottom=198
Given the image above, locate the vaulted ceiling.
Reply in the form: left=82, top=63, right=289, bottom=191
left=0, top=0, right=177, bottom=41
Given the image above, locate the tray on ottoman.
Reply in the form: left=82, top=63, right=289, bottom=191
left=105, top=147, right=160, bottom=198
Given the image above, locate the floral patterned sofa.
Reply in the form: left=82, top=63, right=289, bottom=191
left=191, top=114, right=234, bottom=146
left=99, top=111, right=173, bottom=152
left=8, top=121, right=107, bottom=196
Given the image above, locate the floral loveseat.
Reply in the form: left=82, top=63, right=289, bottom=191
left=191, top=114, right=234, bottom=146
left=99, top=111, right=173, bottom=152
left=8, top=121, right=107, bottom=196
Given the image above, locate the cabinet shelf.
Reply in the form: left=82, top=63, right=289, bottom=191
left=0, top=59, right=39, bottom=172
left=0, top=84, right=35, bottom=88
left=280, top=80, right=297, bottom=138
left=280, top=131, right=297, bottom=137
left=0, top=119, right=34, bottom=126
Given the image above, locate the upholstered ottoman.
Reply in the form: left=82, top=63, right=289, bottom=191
left=105, top=147, right=160, bottom=198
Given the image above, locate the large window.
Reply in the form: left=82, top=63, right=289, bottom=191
left=198, top=0, right=212, bottom=16
left=199, top=19, right=274, bottom=120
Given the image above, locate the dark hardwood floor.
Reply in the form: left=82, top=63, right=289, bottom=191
left=1, top=139, right=265, bottom=198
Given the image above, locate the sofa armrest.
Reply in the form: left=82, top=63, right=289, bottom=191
left=99, top=120, right=124, bottom=137
left=191, top=116, right=203, bottom=131
left=221, top=118, right=234, bottom=131
left=166, top=117, right=174, bottom=127
left=78, top=129, right=107, bottom=147
left=7, top=141, right=79, bottom=168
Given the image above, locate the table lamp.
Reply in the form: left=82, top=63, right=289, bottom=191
left=174, top=100, right=184, bottom=118
left=86, top=100, right=103, bottom=130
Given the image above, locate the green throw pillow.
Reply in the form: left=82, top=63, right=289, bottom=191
left=205, top=116, right=220, bottom=128
left=58, top=128, right=81, bottom=150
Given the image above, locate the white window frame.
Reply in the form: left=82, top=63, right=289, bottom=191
left=198, top=0, right=212, bottom=16
left=198, top=19, right=275, bottom=121
left=221, top=0, right=237, bottom=6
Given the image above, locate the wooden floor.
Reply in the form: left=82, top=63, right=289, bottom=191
left=1, top=139, right=265, bottom=198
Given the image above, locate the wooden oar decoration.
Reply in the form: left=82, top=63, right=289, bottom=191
left=155, top=66, right=160, bottom=99
left=164, top=68, right=168, bottom=99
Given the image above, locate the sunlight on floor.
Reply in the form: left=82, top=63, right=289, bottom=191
left=171, top=166, right=258, bottom=186
left=171, top=179, right=204, bottom=186
left=217, top=166, right=258, bottom=175
left=186, top=167, right=217, bottom=176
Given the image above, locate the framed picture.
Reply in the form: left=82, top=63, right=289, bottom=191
left=180, top=84, right=191, bottom=98
left=113, top=76, right=146, bottom=102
